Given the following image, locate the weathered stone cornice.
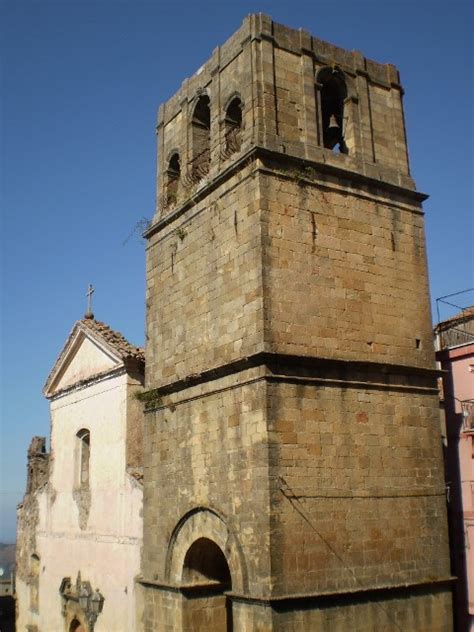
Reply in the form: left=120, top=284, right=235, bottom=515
left=144, top=146, right=427, bottom=241
left=141, top=351, right=441, bottom=412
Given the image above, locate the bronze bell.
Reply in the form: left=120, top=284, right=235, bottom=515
left=328, top=114, right=339, bottom=130
left=324, top=114, right=341, bottom=149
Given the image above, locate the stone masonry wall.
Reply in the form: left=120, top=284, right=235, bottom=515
left=16, top=438, right=50, bottom=632
left=140, top=365, right=453, bottom=630
left=259, top=162, right=434, bottom=369
left=155, top=14, right=413, bottom=223
left=271, top=587, right=452, bottom=632
left=142, top=13, right=453, bottom=632
left=156, top=25, right=255, bottom=214
left=146, top=161, right=263, bottom=386
left=147, top=156, right=434, bottom=386
left=141, top=368, right=271, bottom=593
left=16, top=437, right=49, bottom=583
left=267, top=379, right=450, bottom=595
left=126, top=372, right=145, bottom=472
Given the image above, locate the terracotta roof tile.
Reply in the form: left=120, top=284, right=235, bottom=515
left=80, top=318, right=145, bottom=362
left=43, top=317, right=144, bottom=396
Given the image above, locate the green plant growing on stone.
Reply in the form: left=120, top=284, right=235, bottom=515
left=293, top=165, right=316, bottom=186
left=135, top=389, right=163, bottom=411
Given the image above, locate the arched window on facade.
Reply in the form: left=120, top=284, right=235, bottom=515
left=317, top=67, right=348, bottom=154
left=30, top=553, right=40, bottom=612
left=166, top=152, right=180, bottom=203
left=76, top=429, right=90, bottom=487
left=191, top=95, right=211, bottom=179
left=224, top=96, right=243, bottom=156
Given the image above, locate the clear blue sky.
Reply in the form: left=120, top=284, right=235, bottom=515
left=1, top=0, right=473, bottom=543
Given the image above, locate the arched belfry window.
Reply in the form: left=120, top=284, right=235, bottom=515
left=166, top=152, right=180, bottom=202
left=76, top=429, right=90, bottom=487
left=224, top=96, right=243, bottom=156
left=191, top=94, right=211, bottom=179
left=317, top=67, right=348, bottom=154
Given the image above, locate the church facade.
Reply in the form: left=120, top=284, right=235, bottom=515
left=137, top=13, right=453, bottom=632
left=16, top=317, right=144, bottom=632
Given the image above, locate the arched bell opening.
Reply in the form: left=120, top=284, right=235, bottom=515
left=182, top=537, right=233, bottom=632
left=191, top=94, right=211, bottom=180
left=223, top=96, right=243, bottom=157
left=166, top=152, right=181, bottom=203
left=317, top=67, right=348, bottom=154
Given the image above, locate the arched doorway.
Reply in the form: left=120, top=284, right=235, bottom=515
left=182, top=538, right=232, bottom=632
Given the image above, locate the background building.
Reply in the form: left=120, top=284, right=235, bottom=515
left=436, top=293, right=474, bottom=631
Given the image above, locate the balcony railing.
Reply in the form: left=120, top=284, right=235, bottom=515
left=440, top=326, right=474, bottom=350
left=435, top=289, right=474, bottom=350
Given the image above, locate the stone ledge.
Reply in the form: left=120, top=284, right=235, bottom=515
left=145, top=145, right=427, bottom=241
left=141, top=351, right=441, bottom=411
left=136, top=574, right=455, bottom=605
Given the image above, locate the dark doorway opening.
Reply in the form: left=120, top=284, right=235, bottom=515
left=182, top=538, right=233, bottom=632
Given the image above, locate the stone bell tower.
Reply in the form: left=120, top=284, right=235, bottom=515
left=138, top=14, right=453, bottom=631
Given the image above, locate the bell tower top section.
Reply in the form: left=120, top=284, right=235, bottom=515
left=154, top=13, right=414, bottom=221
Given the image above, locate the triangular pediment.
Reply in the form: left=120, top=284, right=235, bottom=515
left=44, top=323, right=124, bottom=397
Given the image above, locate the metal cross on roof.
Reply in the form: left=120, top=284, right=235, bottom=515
left=85, top=284, right=95, bottom=319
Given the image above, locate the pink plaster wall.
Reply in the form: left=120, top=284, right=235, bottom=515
left=439, top=342, right=474, bottom=629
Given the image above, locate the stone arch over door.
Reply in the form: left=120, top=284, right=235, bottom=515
left=166, top=507, right=247, bottom=594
